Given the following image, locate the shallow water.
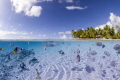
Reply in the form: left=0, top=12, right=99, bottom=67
left=0, top=40, right=120, bottom=80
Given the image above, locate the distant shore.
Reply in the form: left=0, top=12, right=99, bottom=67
left=0, top=38, right=120, bottom=41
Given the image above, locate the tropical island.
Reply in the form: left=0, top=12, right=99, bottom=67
left=71, top=25, right=120, bottom=39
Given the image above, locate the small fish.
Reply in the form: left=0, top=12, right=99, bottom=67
left=36, top=69, right=40, bottom=78
left=76, top=54, right=80, bottom=62
left=12, top=45, right=15, bottom=47
left=13, top=47, right=23, bottom=54
left=58, top=50, right=65, bottom=55
left=68, top=43, right=71, bottom=45
left=102, top=44, right=105, bottom=48
left=90, top=51, right=97, bottom=55
left=20, top=63, right=26, bottom=70
left=89, top=47, right=91, bottom=51
left=8, top=43, right=11, bottom=45
left=104, top=51, right=110, bottom=56
left=0, top=48, right=4, bottom=53
left=44, top=46, right=46, bottom=50
left=77, top=49, right=80, bottom=53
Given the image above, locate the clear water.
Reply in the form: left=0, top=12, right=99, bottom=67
left=0, top=40, right=120, bottom=80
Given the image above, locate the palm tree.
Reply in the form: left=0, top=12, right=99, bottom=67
left=116, top=25, right=120, bottom=30
left=71, top=30, right=75, bottom=38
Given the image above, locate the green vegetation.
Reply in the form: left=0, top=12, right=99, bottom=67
left=71, top=25, right=120, bottom=39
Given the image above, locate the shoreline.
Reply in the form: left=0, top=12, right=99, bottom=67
left=0, top=38, right=120, bottom=41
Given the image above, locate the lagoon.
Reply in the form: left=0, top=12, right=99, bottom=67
left=0, top=40, right=120, bottom=80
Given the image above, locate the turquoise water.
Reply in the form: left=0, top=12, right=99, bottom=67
left=0, top=40, right=120, bottom=80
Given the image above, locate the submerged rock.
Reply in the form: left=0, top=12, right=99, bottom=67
left=0, top=49, right=36, bottom=80
left=85, top=65, right=91, bottom=73
left=102, top=44, right=105, bottom=48
left=101, top=74, right=105, bottom=77
left=77, top=78, right=82, bottom=80
left=46, top=41, right=59, bottom=47
left=19, top=63, right=26, bottom=70
left=17, top=49, right=35, bottom=60
left=96, top=42, right=102, bottom=46
left=111, top=60, right=117, bottom=67
left=87, top=54, right=95, bottom=61
left=104, top=51, right=110, bottom=56
left=113, top=75, right=116, bottom=78
left=91, top=67, right=95, bottom=71
left=89, top=47, right=91, bottom=51
left=102, top=56, right=106, bottom=59
left=53, top=69, right=59, bottom=73
left=89, top=51, right=97, bottom=55
left=102, top=70, right=106, bottom=75
left=85, top=65, right=95, bottom=73
left=116, top=49, right=120, bottom=56
left=71, top=67, right=83, bottom=71
left=29, top=57, right=39, bottom=66
left=113, top=44, right=120, bottom=51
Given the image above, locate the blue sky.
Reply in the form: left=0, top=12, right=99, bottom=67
left=0, top=0, right=120, bottom=39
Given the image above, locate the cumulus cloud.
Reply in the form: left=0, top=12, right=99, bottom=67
left=28, top=6, right=42, bottom=17
left=66, top=6, right=87, bottom=10
left=30, top=32, right=33, bottom=34
left=0, top=30, right=28, bottom=36
left=20, top=36, right=30, bottom=39
left=95, top=13, right=120, bottom=32
left=38, top=0, right=53, bottom=2
left=11, top=0, right=42, bottom=17
left=12, top=28, right=16, bottom=31
left=82, top=28, right=84, bottom=30
left=58, top=0, right=73, bottom=3
left=10, top=26, right=13, bottom=28
left=65, top=0, right=73, bottom=3
left=58, top=31, right=71, bottom=34
left=21, top=32, right=28, bottom=35
left=38, top=34, right=46, bottom=37
left=60, top=35, right=67, bottom=39
left=58, top=32, right=65, bottom=34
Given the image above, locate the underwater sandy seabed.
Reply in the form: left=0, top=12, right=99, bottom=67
left=0, top=40, right=120, bottom=80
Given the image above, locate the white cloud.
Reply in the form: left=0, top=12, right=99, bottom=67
left=58, top=31, right=71, bottom=34
left=21, top=32, right=28, bottom=35
left=60, top=35, right=67, bottom=39
left=11, top=0, right=42, bottom=17
left=38, top=34, right=46, bottom=37
left=96, top=13, right=120, bottom=32
left=0, top=24, right=1, bottom=27
left=82, top=28, right=84, bottom=30
left=29, top=6, right=42, bottom=17
left=12, top=28, right=16, bottom=31
left=58, top=32, right=65, bottom=34
left=66, top=31, right=71, bottom=34
left=43, top=35, right=46, bottom=36
left=30, top=32, right=33, bottom=34
left=65, top=0, right=73, bottom=3
left=11, top=26, right=13, bottom=28
left=58, top=0, right=73, bottom=3
left=20, top=36, right=30, bottom=39
left=0, top=30, right=28, bottom=36
left=66, top=6, right=87, bottom=10
left=38, top=0, right=53, bottom=2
